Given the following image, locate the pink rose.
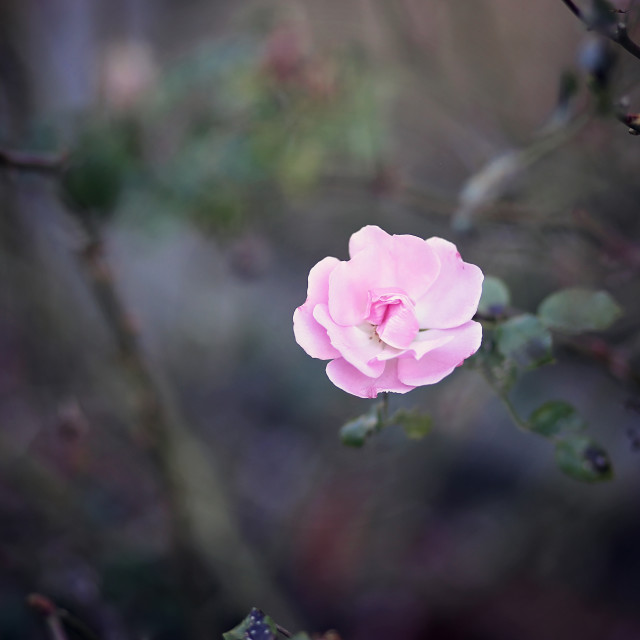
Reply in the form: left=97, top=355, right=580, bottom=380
left=293, top=225, right=484, bottom=398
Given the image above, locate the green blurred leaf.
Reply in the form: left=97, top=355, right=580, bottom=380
left=340, top=405, right=380, bottom=447
left=223, top=609, right=277, bottom=640
left=290, top=635, right=312, bottom=640
left=538, top=288, right=622, bottom=334
left=475, top=333, right=519, bottom=392
left=555, top=436, right=613, bottom=482
left=558, top=70, right=579, bottom=105
left=390, top=409, right=433, bottom=440
left=494, top=314, right=553, bottom=370
left=61, top=129, right=133, bottom=215
left=477, top=276, right=510, bottom=316
left=278, top=140, right=324, bottom=194
left=528, top=401, right=586, bottom=438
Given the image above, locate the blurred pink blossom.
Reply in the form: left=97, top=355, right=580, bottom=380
left=293, top=226, right=484, bottom=398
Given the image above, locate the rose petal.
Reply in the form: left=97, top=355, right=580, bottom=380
left=293, top=256, right=342, bottom=360
left=377, top=302, right=420, bottom=349
left=404, top=329, right=456, bottom=359
left=329, top=237, right=440, bottom=326
left=326, top=358, right=415, bottom=399
left=306, top=256, right=341, bottom=306
left=313, top=304, right=386, bottom=377
left=398, top=321, right=482, bottom=386
left=293, top=305, right=341, bottom=360
left=328, top=249, right=387, bottom=326
left=414, top=238, right=484, bottom=329
left=349, top=225, right=392, bottom=258
left=389, top=234, right=441, bottom=302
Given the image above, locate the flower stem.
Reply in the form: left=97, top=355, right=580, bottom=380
left=479, top=367, right=529, bottom=432
left=380, top=392, right=390, bottom=423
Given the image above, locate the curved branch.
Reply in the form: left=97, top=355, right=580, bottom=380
left=559, top=0, right=640, bottom=62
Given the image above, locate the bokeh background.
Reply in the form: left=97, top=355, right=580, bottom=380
left=2, top=1, right=640, bottom=639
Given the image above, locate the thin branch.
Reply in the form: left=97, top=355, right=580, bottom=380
left=611, top=19, right=640, bottom=60
left=276, top=624, right=293, bottom=638
left=27, top=595, right=72, bottom=640
left=74, top=227, right=298, bottom=631
left=559, top=0, right=640, bottom=62
left=479, top=366, right=530, bottom=432
left=560, top=0, right=582, bottom=19
left=0, top=148, right=66, bottom=173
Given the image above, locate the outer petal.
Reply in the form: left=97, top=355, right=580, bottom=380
left=348, top=225, right=392, bottom=258
left=293, top=256, right=341, bottom=360
left=414, top=238, right=484, bottom=330
left=329, top=236, right=440, bottom=326
left=398, top=321, right=482, bottom=386
left=326, top=358, right=415, bottom=399
left=306, top=256, right=341, bottom=306
left=313, top=304, right=386, bottom=377
left=328, top=248, right=387, bottom=326
left=293, top=305, right=341, bottom=360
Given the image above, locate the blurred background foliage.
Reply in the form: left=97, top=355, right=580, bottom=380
left=2, top=1, right=640, bottom=639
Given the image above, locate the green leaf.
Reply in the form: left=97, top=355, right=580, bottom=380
left=60, top=128, right=133, bottom=216
left=339, top=406, right=380, bottom=447
left=223, top=609, right=277, bottom=640
left=477, top=276, right=511, bottom=316
left=390, top=409, right=433, bottom=440
left=528, top=401, right=586, bottom=438
left=290, top=635, right=312, bottom=640
left=555, top=436, right=613, bottom=482
left=538, top=288, right=622, bottom=334
left=494, top=314, right=553, bottom=370
left=475, top=334, right=519, bottom=392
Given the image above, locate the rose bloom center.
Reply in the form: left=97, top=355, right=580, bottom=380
left=365, top=288, right=420, bottom=351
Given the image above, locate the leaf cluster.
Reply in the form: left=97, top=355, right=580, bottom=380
left=475, top=279, right=621, bottom=482
left=339, top=401, right=432, bottom=448
left=223, top=608, right=319, bottom=640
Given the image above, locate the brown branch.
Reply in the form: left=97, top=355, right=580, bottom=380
left=611, top=19, right=640, bottom=60
left=74, top=226, right=299, bottom=634
left=27, top=595, right=70, bottom=640
left=0, top=148, right=66, bottom=173
left=560, top=0, right=582, bottom=19
left=559, top=0, right=640, bottom=62
left=276, top=624, right=293, bottom=638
